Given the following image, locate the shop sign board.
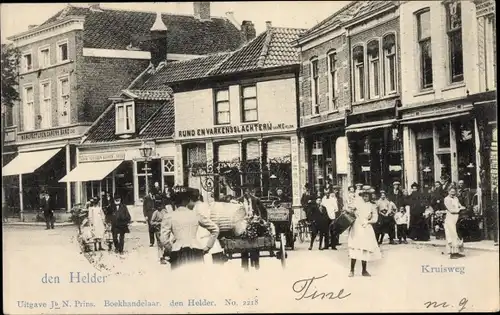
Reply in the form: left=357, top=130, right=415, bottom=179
left=177, top=122, right=295, bottom=139
left=17, top=125, right=89, bottom=143
left=79, top=152, right=126, bottom=162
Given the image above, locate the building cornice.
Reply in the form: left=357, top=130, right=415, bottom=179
left=343, top=4, right=398, bottom=30
left=82, top=48, right=204, bottom=61
left=8, top=17, right=85, bottom=47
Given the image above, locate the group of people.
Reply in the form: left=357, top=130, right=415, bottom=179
left=299, top=176, right=471, bottom=276
left=85, top=193, right=131, bottom=254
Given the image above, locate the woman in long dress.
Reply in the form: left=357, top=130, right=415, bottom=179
left=88, top=198, right=106, bottom=251
left=345, top=190, right=382, bottom=277
left=443, top=187, right=466, bottom=259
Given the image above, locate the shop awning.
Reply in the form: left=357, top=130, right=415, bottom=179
left=400, top=112, right=469, bottom=125
left=2, top=148, right=62, bottom=177
left=59, top=160, right=123, bottom=182
left=345, top=119, right=396, bottom=133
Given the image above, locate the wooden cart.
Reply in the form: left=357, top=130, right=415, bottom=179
left=219, top=234, right=287, bottom=268
left=265, top=201, right=295, bottom=251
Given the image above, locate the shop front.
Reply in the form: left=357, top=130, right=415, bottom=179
left=64, top=141, right=177, bottom=207
left=346, top=114, right=403, bottom=192
left=1, top=124, right=89, bottom=219
left=401, top=102, right=478, bottom=194
left=177, top=128, right=299, bottom=205
left=301, top=120, right=348, bottom=195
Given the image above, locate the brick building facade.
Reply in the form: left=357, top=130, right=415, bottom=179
left=2, top=3, right=246, bottom=216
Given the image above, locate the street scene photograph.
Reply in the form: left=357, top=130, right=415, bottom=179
left=1, top=1, right=499, bottom=314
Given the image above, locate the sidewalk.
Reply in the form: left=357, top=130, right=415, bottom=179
left=412, top=237, right=499, bottom=252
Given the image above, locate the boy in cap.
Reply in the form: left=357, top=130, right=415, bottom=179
left=376, top=190, right=397, bottom=244
left=388, top=181, right=404, bottom=210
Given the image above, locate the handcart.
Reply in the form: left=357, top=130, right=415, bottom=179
left=219, top=233, right=287, bottom=269
left=265, top=201, right=295, bottom=251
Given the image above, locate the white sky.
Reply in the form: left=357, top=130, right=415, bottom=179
left=0, top=1, right=351, bottom=43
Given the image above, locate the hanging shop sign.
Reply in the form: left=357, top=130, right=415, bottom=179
left=177, top=122, right=295, bottom=139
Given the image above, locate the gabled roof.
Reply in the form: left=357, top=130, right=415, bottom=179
left=35, top=5, right=244, bottom=55
left=134, top=53, right=231, bottom=90
left=211, top=27, right=306, bottom=75
left=300, top=1, right=396, bottom=39
left=83, top=97, right=173, bottom=144
left=132, top=26, right=305, bottom=90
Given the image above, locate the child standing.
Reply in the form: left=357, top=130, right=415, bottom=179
left=150, top=206, right=170, bottom=264
left=394, top=207, right=409, bottom=244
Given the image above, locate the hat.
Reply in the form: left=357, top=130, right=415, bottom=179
left=380, top=190, right=386, bottom=194
left=113, top=193, right=121, bottom=200
left=411, top=182, right=420, bottom=189
left=355, top=183, right=363, bottom=187
left=332, top=185, right=340, bottom=190
left=368, top=188, right=376, bottom=194
left=359, top=190, right=371, bottom=196
left=362, top=185, right=371, bottom=190
left=393, top=181, right=401, bottom=186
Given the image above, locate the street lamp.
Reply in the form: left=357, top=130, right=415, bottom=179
left=139, top=141, right=153, bottom=195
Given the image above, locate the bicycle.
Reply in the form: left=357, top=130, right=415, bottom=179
left=297, top=219, right=311, bottom=243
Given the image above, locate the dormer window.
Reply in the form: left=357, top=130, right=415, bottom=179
left=116, top=101, right=135, bottom=134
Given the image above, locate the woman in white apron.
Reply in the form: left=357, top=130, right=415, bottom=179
left=195, top=195, right=225, bottom=265
left=345, top=190, right=382, bottom=277
left=88, top=199, right=106, bottom=251
left=443, top=187, right=465, bottom=259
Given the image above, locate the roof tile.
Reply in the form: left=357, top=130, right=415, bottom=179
left=138, top=100, right=175, bottom=139
left=38, top=6, right=244, bottom=55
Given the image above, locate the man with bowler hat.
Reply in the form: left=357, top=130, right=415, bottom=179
left=110, top=193, right=131, bottom=254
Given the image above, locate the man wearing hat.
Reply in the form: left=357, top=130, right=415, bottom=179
left=406, top=182, right=430, bottom=241
left=388, top=181, right=405, bottom=210
left=109, top=193, right=132, bottom=254
left=376, top=190, right=397, bottom=244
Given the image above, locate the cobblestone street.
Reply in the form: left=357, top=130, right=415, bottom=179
left=3, top=224, right=498, bottom=313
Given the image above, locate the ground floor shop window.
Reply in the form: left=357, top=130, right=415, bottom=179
left=456, top=121, right=477, bottom=190
left=115, top=161, right=134, bottom=205
left=163, top=158, right=175, bottom=189
left=137, top=159, right=161, bottom=200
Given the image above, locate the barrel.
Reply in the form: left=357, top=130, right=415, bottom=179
left=331, top=212, right=356, bottom=235
left=209, top=202, right=247, bottom=232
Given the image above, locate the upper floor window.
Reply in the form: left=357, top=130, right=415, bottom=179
left=39, top=46, right=50, bottom=68
left=352, top=46, right=365, bottom=102
left=23, top=85, right=34, bottom=131
left=417, top=9, right=433, bottom=89
left=241, top=85, right=257, bottom=122
left=310, top=58, right=320, bottom=114
left=383, top=33, right=397, bottom=94
left=446, top=2, right=463, bottom=83
left=22, top=53, right=32, bottom=72
left=40, top=81, right=52, bottom=129
left=58, top=76, right=70, bottom=125
left=215, top=89, right=230, bottom=125
left=327, top=51, right=338, bottom=111
left=115, top=101, right=135, bottom=134
left=57, top=40, right=69, bottom=62
left=367, top=40, right=380, bottom=98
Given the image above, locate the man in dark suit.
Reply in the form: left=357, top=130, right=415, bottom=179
left=329, top=185, right=343, bottom=249
left=308, top=196, right=330, bottom=250
left=456, top=180, right=471, bottom=209
left=388, top=181, right=405, bottom=210
left=110, top=194, right=131, bottom=254
left=40, top=192, right=54, bottom=230
left=143, top=192, right=156, bottom=247
left=238, top=186, right=267, bottom=271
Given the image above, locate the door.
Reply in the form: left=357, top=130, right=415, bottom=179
left=417, top=138, right=434, bottom=192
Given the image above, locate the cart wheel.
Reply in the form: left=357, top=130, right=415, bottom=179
left=279, top=233, right=286, bottom=269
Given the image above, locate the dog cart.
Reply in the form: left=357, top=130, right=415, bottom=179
left=264, top=201, right=295, bottom=251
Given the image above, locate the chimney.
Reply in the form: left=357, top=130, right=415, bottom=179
left=28, top=24, right=38, bottom=30
left=266, top=21, right=272, bottom=30
left=150, top=12, right=168, bottom=69
left=193, top=2, right=210, bottom=20
left=241, top=20, right=256, bottom=42
left=89, top=3, right=103, bottom=12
